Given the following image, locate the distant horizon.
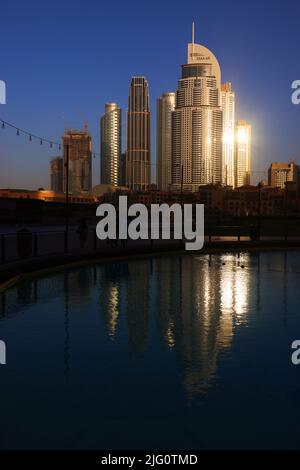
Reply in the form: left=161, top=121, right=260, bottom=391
left=1, top=0, right=300, bottom=190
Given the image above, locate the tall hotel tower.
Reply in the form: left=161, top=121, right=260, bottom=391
left=234, top=120, right=252, bottom=187
left=63, top=128, right=92, bottom=194
left=126, top=76, right=151, bottom=190
left=221, top=83, right=235, bottom=187
left=172, top=26, right=223, bottom=191
left=100, top=103, right=121, bottom=186
left=157, top=92, right=176, bottom=191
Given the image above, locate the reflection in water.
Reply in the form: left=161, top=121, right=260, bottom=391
left=165, top=320, right=175, bottom=349
left=125, top=262, right=150, bottom=356
left=98, top=253, right=251, bottom=397
left=64, top=271, right=70, bottom=376
left=1, top=252, right=293, bottom=400
left=220, top=254, right=249, bottom=320
left=107, top=285, right=119, bottom=338
left=98, top=264, right=122, bottom=340
left=2, top=251, right=300, bottom=449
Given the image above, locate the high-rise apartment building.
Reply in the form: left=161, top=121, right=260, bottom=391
left=50, top=157, right=63, bottom=192
left=171, top=30, right=223, bottom=191
left=63, top=128, right=92, bottom=194
left=221, top=82, right=235, bottom=187
left=100, top=103, right=121, bottom=186
left=156, top=92, right=175, bottom=191
left=126, top=76, right=151, bottom=190
left=268, top=161, right=299, bottom=189
left=234, top=120, right=251, bottom=187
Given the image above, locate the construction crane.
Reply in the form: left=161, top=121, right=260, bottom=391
left=251, top=171, right=266, bottom=177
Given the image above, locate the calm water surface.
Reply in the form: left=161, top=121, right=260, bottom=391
left=1, top=251, right=300, bottom=449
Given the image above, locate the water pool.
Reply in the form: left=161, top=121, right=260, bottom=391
left=1, top=251, right=300, bottom=449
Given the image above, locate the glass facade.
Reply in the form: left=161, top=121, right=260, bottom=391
left=100, top=103, right=121, bottom=187
left=172, top=53, right=223, bottom=191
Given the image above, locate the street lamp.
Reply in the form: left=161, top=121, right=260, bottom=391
left=180, top=164, right=184, bottom=206
left=284, top=170, right=288, bottom=217
left=174, top=162, right=184, bottom=206
left=64, top=143, right=69, bottom=253
left=257, top=181, right=263, bottom=240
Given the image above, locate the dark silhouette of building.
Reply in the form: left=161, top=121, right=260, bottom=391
left=126, top=76, right=151, bottom=190
left=50, top=157, right=63, bottom=192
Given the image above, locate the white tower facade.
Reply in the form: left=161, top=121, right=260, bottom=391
left=221, top=83, right=235, bottom=187
left=172, top=29, right=223, bottom=191
left=234, top=120, right=252, bottom=187
left=100, top=103, right=121, bottom=186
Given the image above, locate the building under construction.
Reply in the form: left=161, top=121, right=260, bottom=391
left=63, top=128, right=92, bottom=194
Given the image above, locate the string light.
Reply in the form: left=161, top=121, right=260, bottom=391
left=0, top=118, right=69, bottom=154
left=0, top=117, right=240, bottom=172
left=0, top=118, right=101, bottom=158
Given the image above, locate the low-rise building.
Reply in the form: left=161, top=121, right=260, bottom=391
left=268, top=161, right=299, bottom=189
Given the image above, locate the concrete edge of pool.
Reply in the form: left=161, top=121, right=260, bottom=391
left=1, top=239, right=300, bottom=291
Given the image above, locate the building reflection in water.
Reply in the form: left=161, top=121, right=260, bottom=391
left=4, top=251, right=294, bottom=400
left=98, top=263, right=123, bottom=340
left=151, top=254, right=251, bottom=398
left=98, top=261, right=150, bottom=355
left=96, top=253, right=251, bottom=398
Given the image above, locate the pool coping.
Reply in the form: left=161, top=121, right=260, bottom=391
left=1, top=240, right=300, bottom=292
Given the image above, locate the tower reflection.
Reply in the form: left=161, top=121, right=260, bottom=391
left=96, top=254, right=251, bottom=399
left=0, top=253, right=253, bottom=399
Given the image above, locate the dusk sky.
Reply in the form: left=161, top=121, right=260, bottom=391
left=1, top=0, right=300, bottom=189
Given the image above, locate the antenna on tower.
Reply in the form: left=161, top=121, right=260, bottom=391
left=192, top=22, right=195, bottom=55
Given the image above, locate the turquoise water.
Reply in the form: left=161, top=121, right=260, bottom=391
left=1, top=251, right=300, bottom=449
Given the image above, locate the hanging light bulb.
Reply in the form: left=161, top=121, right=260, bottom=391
left=2, top=121, right=4, bottom=129
left=17, top=129, right=20, bottom=135
left=29, top=135, right=32, bottom=141
left=40, top=139, right=43, bottom=145
left=50, top=142, right=53, bottom=148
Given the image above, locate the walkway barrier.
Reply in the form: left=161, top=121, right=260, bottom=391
left=0, top=225, right=299, bottom=267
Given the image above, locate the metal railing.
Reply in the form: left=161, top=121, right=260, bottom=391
left=1, top=225, right=300, bottom=267
left=0, top=227, right=183, bottom=266
left=0, top=229, right=94, bottom=265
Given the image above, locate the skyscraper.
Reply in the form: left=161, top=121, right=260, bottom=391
left=126, top=76, right=151, bottom=190
left=221, top=82, right=235, bottom=187
left=50, top=157, right=63, bottom=192
left=156, top=92, right=175, bottom=191
left=234, top=120, right=251, bottom=187
left=63, top=128, right=92, bottom=194
left=172, top=27, right=223, bottom=191
left=100, top=103, right=121, bottom=186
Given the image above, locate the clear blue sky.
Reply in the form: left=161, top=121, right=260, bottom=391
left=1, top=0, right=300, bottom=189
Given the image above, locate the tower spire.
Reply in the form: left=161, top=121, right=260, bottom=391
left=192, top=22, right=195, bottom=54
